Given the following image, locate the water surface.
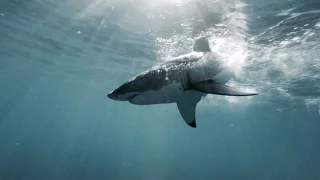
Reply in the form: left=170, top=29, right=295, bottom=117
left=0, top=0, right=320, bottom=179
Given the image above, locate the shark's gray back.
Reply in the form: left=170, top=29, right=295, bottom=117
left=132, top=55, right=201, bottom=92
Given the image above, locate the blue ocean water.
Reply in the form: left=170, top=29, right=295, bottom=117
left=0, top=0, right=320, bottom=179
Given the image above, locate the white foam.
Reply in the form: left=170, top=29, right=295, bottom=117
left=276, top=8, right=295, bottom=16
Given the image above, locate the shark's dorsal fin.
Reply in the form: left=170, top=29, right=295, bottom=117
left=193, top=37, right=211, bottom=52
left=176, top=95, right=201, bottom=128
left=191, top=80, right=259, bottom=96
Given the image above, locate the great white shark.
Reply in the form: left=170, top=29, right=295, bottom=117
left=107, top=37, right=258, bottom=128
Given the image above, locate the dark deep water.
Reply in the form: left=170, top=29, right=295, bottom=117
left=1, top=0, right=320, bottom=179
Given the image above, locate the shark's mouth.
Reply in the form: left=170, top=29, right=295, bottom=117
left=128, top=93, right=140, bottom=104
left=128, top=94, right=138, bottom=100
left=128, top=93, right=140, bottom=102
left=128, top=93, right=157, bottom=105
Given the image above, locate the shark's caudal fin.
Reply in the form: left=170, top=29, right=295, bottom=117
left=176, top=95, right=201, bottom=128
left=191, top=80, right=259, bottom=96
left=193, top=37, right=211, bottom=52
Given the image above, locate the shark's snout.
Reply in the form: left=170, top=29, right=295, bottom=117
left=107, top=91, right=118, bottom=100
left=107, top=88, right=139, bottom=101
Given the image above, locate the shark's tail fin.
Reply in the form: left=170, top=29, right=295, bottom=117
left=193, top=37, right=211, bottom=52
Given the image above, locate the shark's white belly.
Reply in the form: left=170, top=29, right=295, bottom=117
left=129, top=83, right=202, bottom=105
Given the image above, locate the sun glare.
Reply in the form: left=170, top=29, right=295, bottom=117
left=146, top=0, right=185, bottom=7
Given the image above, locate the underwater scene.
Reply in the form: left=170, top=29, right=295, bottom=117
left=0, top=0, right=320, bottom=179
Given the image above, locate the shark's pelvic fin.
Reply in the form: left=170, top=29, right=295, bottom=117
left=176, top=95, right=201, bottom=128
left=191, top=80, right=259, bottom=96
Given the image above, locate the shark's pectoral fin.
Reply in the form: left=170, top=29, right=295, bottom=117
left=177, top=102, right=197, bottom=128
left=176, top=95, right=201, bottom=128
left=191, top=80, right=259, bottom=96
